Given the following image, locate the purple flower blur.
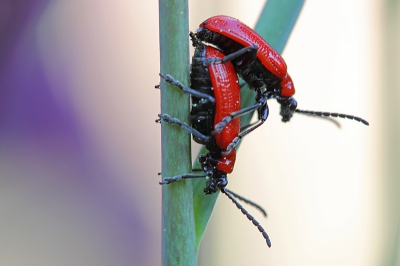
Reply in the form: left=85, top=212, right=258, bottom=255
left=0, top=1, right=161, bottom=265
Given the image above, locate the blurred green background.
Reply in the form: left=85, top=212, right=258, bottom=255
left=0, top=0, right=398, bottom=265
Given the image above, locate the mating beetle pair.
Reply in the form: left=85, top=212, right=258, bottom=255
left=157, top=15, right=369, bottom=247
left=158, top=32, right=272, bottom=246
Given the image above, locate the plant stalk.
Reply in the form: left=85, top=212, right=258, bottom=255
left=159, top=0, right=196, bottom=265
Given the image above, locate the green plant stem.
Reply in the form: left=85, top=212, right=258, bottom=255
left=159, top=0, right=196, bottom=265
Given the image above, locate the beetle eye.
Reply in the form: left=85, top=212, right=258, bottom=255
left=289, top=98, right=297, bottom=111
left=217, top=176, right=228, bottom=188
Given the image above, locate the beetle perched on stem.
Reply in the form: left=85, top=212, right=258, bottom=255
left=157, top=34, right=272, bottom=247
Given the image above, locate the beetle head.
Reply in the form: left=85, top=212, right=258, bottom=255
left=204, top=173, right=227, bottom=195
left=278, top=97, right=298, bottom=122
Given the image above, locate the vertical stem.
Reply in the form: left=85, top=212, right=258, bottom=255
left=159, top=0, right=196, bottom=265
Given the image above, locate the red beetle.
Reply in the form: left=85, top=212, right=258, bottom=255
left=196, top=15, right=297, bottom=123
left=205, top=42, right=240, bottom=174
left=195, top=15, right=368, bottom=131
left=198, top=15, right=293, bottom=94
left=157, top=35, right=271, bottom=247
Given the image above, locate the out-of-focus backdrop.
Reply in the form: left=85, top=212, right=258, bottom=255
left=0, top=0, right=398, bottom=265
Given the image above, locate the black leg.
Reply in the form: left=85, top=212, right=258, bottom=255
left=159, top=173, right=207, bottom=185
left=203, top=45, right=259, bottom=66
left=159, top=73, right=215, bottom=103
left=213, top=90, right=270, bottom=134
left=157, top=114, right=211, bottom=145
left=212, top=101, right=265, bottom=134
left=222, top=102, right=269, bottom=154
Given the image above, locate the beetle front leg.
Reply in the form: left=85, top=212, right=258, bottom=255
left=203, top=45, right=258, bottom=66
left=222, top=102, right=269, bottom=155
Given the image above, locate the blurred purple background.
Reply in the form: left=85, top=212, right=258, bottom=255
left=0, top=1, right=161, bottom=265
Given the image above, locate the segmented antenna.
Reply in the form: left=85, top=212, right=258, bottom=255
left=295, top=109, right=369, bottom=126
left=221, top=189, right=272, bottom=247
left=224, top=188, right=267, bottom=217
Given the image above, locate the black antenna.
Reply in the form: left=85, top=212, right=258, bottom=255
left=224, top=188, right=267, bottom=217
left=295, top=112, right=342, bottom=128
left=221, top=189, right=272, bottom=247
left=295, top=109, right=369, bottom=126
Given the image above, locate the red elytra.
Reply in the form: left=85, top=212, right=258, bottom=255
left=200, top=15, right=287, bottom=79
left=207, top=46, right=240, bottom=173
left=198, top=15, right=295, bottom=99
left=158, top=39, right=242, bottom=194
